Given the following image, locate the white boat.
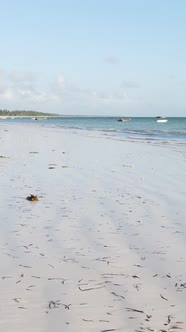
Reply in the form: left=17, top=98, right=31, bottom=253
left=156, top=116, right=168, bottom=123
left=157, top=119, right=168, bottom=122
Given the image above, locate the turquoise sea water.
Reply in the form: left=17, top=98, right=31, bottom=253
left=1, top=117, right=186, bottom=143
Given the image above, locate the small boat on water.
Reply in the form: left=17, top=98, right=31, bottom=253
left=117, top=118, right=131, bottom=122
left=32, top=117, right=47, bottom=121
left=156, top=116, right=168, bottom=123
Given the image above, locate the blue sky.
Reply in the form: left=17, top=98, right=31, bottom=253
left=0, top=0, right=186, bottom=116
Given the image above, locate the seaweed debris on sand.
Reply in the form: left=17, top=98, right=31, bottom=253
left=26, top=195, right=39, bottom=202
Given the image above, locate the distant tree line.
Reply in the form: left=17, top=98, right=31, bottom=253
left=0, top=109, right=58, bottom=116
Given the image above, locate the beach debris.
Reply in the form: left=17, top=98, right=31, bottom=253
left=13, top=298, right=21, bottom=303
left=0, top=155, right=8, bottom=158
left=26, top=194, right=39, bottom=202
left=146, top=315, right=152, bottom=321
left=134, top=264, right=143, bottom=268
left=163, top=315, right=171, bottom=325
left=134, top=284, right=140, bottom=291
left=126, top=307, right=145, bottom=314
left=180, top=283, right=186, bottom=288
left=94, top=256, right=110, bottom=263
left=62, top=304, right=71, bottom=310
left=48, top=277, right=65, bottom=281
left=79, top=285, right=105, bottom=291
left=48, top=163, right=56, bottom=169
left=19, top=264, right=32, bottom=268
left=111, top=291, right=125, bottom=299
left=160, top=294, right=168, bottom=301
left=132, top=275, right=140, bottom=279
left=26, top=285, right=35, bottom=291
left=122, top=164, right=134, bottom=168
left=100, top=329, right=116, bottom=332
left=23, top=244, right=33, bottom=250
left=49, top=300, right=61, bottom=309
left=168, top=325, right=183, bottom=330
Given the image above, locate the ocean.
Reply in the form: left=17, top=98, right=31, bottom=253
left=1, top=116, right=186, bottom=144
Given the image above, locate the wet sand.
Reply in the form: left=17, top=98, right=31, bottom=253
left=0, top=123, right=186, bottom=332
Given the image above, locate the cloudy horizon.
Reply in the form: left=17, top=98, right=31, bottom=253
left=0, top=1, right=186, bottom=116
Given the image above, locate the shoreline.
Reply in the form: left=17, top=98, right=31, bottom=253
left=0, top=123, right=185, bottom=331
left=1, top=120, right=186, bottom=147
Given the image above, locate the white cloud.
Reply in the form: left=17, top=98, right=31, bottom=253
left=9, top=70, right=35, bottom=85
left=57, top=75, right=65, bottom=89
left=0, top=87, right=13, bottom=100
left=0, top=69, right=141, bottom=114
left=0, top=69, right=57, bottom=106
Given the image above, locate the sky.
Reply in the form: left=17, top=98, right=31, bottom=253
left=0, top=0, right=186, bottom=116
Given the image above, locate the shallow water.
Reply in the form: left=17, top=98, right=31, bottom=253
left=1, top=116, right=186, bottom=143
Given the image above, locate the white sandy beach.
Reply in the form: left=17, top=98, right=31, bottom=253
left=0, top=123, right=186, bottom=332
